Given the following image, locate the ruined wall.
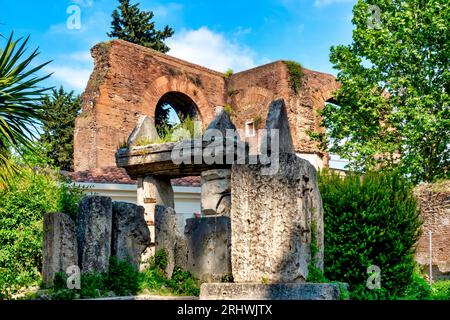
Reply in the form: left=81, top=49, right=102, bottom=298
left=227, top=63, right=338, bottom=167
left=74, top=40, right=338, bottom=172
left=74, top=40, right=226, bottom=171
left=415, top=180, right=450, bottom=280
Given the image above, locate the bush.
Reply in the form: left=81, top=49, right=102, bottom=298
left=105, top=257, right=139, bottom=296
left=430, top=281, right=450, bottom=300
left=402, top=273, right=431, bottom=300
left=50, top=257, right=139, bottom=300
left=318, top=170, right=422, bottom=299
left=0, top=168, right=84, bottom=299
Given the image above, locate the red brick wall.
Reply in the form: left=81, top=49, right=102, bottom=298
left=74, top=40, right=338, bottom=171
left=415, top=180, right=450, bottom=280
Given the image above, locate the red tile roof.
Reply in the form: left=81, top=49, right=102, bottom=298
left=68, top=167, right=200, bottom=187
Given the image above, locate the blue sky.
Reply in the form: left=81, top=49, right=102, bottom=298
left=1, top=0, right=357, bottom=94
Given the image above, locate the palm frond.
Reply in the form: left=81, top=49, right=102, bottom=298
left=0, top=32, right=51, bottom=189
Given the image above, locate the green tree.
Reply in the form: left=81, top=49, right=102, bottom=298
left=319, top=170, right=422, bottom=299
left=321, top=0, right=449, bottom=183
left=107, top=0, right=175, bottom=52
left=0, top=33, right=51, bottom=188
left=38, top=87, right=81, bottom=172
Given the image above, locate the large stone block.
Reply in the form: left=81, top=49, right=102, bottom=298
left=42, top=212, right=78, bottom=288
left=154, top=205, right=187, bottom=276
left=200, top=283, right=343, bottom=300
left=231, top=152, right=324, bottom=283
left=201, top=169, right=231, bottom=216
left=184, top=216, right=232, bottom=282
left=127, top=115, right=159, bottom=147
left=77, top=196, right=113, bottom=273
left=112, top=201, right=151, bottom=269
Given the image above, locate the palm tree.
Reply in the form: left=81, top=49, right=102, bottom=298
left=0, top=33, right=51, bottom=188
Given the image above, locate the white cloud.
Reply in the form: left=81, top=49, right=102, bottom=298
left=65, top=51, right=92, bottom=63
left=151, top=3, right=183, bottom=17
left=46, top=66, right=91, bottom=91
left=166, top=27, right=257, bottom=72
left=314, top=0, right=355, bottom=8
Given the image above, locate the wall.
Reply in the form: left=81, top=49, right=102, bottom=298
left=74, top=40, right=339, bottom=172
left=414, top=180, right=450, bottom=280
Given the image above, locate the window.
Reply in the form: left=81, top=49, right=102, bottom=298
left=245, top=121, right=256, bottom=137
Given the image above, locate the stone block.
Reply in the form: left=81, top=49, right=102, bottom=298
left=260, top=99, right=294, bottom=154
left=154, top=205, right=187, bottom=276
left=231, top=153, right=324, bottom=283
left=77, top=196, right=113, bottom=273
left=127, top=115, right=159, bottom=147
left=111, top=201, right=151, bottom=269
left=42, top=212, right=78, bottom=288
left=184, top=216, right=232, bottom=282
left=200, top=283, right=343, bottom=300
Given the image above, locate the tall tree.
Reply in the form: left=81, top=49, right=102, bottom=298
left=321, top=0, right=449, bottom=183
left=38, top=87, right=81, bottom=172
left=107, top=0, right=174, bottom=53
left=0, top=33, right=50, bottom=188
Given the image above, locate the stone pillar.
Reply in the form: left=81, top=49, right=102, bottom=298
left=231, top=153, right=324, bottom=283
left=185, top=216, right=232, bottom=282
left=112, top=202, right=151, bottom=270
left=201, top=169, right=231, bottom=216
left=137, top=176, right=174, bottom=259
left=42, top=212, right=78, bottom=288
left=77, top=196, right=113, bottom=274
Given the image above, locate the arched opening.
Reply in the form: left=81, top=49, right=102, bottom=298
left=155, top=91, right=201, bottom=137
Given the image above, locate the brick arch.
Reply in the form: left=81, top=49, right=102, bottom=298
left=232, top=86, right=274, bottom=128
left=143, top=75, right=211, bottom=125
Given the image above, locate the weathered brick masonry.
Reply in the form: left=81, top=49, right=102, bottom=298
left=415, top=180, right=450, bottom=280
left=74, top=39, right=338, bottom=171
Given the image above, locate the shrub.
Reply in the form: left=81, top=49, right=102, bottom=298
left=430, top=281, right=450, bottom=300
left=318, top=170, right=422, bottom=299
left=50, top=257, right=140, bottom=300
left=224, top=69, right=234, bottom=78
left=401, top=272, right=431, bottom=300
left=0, top=168, right=84, bottom=299
left=105, top=257, right=139, bottom=296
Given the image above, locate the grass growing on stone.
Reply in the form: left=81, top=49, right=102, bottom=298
left=133, top=114, right=201, bottom=146
left=40, top=253, right=199, bottom=300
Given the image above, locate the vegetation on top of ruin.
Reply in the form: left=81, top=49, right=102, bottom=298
left=224, top=69, right=234, bottom=79
left=132, top=114, right=200, bottom=147
left=283, top=60, right=304, bottom=94
left=107, top=0, right=175, bottom=53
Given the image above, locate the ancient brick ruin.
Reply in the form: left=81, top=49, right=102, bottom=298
left=74, top=39, right=338, bottom=173
left=415, top=181, right=450, bottom=280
